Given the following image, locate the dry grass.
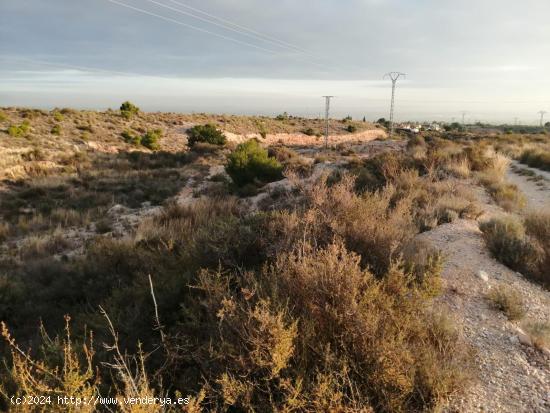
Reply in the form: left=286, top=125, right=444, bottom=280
left=487, top=286, right=526, bottom=321
left=524, top=211, right=550, bottom=288
left=519, top=148, right=550, bottom=171
left=522, top=321, right=550, bottom=351
left=443, top=158, right=471, bottom=178
left=18, top=228, right=73, bottom=260
left=480, top=215, right=548, bottom=288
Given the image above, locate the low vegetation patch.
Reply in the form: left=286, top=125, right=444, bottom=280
left=487, top=285, right=526, bottom=321
left=187, top=123, right=227, bottom=147
left=480, top=216, right=548, bottom=288
left=519, top=148, right=550, bottom=171
left=1, top=173, right=473, bottom=412
left=522, top=321, right=550, bottom=350
left=141, top=129, right=162, bottom=150
left=7, top=121, right=30, bottom=137
left=226, top=139, right=283, bottom=187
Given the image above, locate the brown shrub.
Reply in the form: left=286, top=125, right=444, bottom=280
left=195, top=241, right=472, bottom=412
left=480, top=216, right=546, bottom=287
left=487, top=286, right=526, bottom=320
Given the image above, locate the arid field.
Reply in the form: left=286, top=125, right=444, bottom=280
left=0, top=106, right=549, bottom=412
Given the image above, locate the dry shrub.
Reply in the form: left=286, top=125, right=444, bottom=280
left=520, top=148, right=550, bottom=171
left=487, top=286, right=526, bottom=320
left=19, top=229, right=72, bottom=260
left=480, top=216, right=546, bottom=287
left=195, top=241, right=472, bottom=412
left=443, top=158, right=471, bottom=178
left=482, top=180, right=526, bottom=212
left=471, top=149, right=525, bottom=211
left=1, top=316, right=170, bottom=413
left=0, top=318, right=98, bottom=413
left=522, top=321, right=550, bottom=351
left=302, top=174, right=417, bottom=276
left=524, top=211, right=550, bottom=288
left=0, top=221, right=9, bottom=242
left=402, top=240, right=444, bottom=297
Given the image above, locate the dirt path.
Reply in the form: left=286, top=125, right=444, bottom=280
left=507, top=161, right=550, bottom=211
left=417, top=186, right=550, bottom=413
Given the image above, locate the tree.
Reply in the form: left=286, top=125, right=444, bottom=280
left=120, top=101, right=140, bottom=119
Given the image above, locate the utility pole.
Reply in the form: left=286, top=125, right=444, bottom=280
left=384, top=72, right=406, bottom=138
left=514, top=117, right=518, bottom=126
left=538, top=110, right=547, bottom=127
left=322, top=96, right=334, bottom=149
left=461, top=111, right=467, bottom=126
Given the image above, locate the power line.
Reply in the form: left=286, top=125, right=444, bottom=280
left=149, top=0, right=314, bottom=57
left=3, top=56, right=155, bottom=78
left=383, top=72, right=405, bottom=138
left=104, top=0, right=284, bottom=55
left=163, top=0, right=310, bottom=54
left=104, top=0, right=327, bottom=70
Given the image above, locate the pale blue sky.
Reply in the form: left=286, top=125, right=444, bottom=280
left=1, top=0, right=549, bottom=123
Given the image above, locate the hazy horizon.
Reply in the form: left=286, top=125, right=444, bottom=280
left=1, top=0, right=549, bottom=124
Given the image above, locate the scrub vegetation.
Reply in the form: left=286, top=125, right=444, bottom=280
left=1, top=106, right=549, bottom=412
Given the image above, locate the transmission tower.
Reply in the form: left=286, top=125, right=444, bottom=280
left=538, top=110, right=547, bottom=127
left=384, top=72, right=406, bottom=138
left=461, top=111, right=467, bottom=126
left=322, top=96, right=334, bottom=149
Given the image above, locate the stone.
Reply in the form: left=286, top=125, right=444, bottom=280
left=514, top=327, right=533, bottom=347
left=477, top=270, right=489, bottom=282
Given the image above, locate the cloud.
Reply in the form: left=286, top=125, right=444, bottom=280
left=1, top=0, right=549, bottom=121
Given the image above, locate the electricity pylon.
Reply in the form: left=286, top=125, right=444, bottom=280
left=538, top=110, right=547, bottom=127
left=322, top=96, right=334, bottom=149
left=384, top=72, right=406, bottom=138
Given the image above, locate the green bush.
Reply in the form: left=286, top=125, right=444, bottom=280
left=7, top=121, right=30, bottom=137
left=187, top=124, right=226, bottom=147
left=50, top=125, right=61, bottom=135
left=0, top=110, right=7, bottom=122
left=226, top=139, right=283, bottom=187
left=141, top=129, right=162, bottom=150
left=52, top=111, right=64, bottom=122
left=276, top=112, right=289, bottom=121
left=121, top=130, right=141, bottom=145
left=302, top=127, right=316, bottom=136
left=346, top=124, right=357, bottom=133
left=120, top=101, right=140, bottom=119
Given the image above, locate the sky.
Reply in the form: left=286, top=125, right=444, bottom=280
left=1, top=0, right=550, bottom=123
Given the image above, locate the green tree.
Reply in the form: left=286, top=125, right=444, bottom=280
left=120, top=101, right=140, bottom=119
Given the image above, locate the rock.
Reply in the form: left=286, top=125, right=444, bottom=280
left=477, top=270, right=490, bottom=282
left=108, top=204, right=129, bottom=216
left=514, top=327, right=533, bottom=347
